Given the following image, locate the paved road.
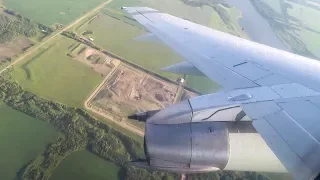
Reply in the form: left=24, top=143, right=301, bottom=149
left=0, top=0, right=112, bottom=74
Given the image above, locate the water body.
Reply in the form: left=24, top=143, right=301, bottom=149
left=225, top=0, right=288, bottom=51
left=50, top=150, right=121, bottom=180
left=0, top=103, right=57, bottom=180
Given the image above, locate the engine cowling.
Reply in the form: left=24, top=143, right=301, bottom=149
left=130, top=98, right=287, bottom=173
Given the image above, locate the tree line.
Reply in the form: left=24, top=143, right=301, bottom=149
left=0, top=70, right=275, bottom=180
left=0, top=72, right=179, bottom=180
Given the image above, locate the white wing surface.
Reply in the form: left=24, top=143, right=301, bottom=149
left=124, top=7, right=320, bottom=179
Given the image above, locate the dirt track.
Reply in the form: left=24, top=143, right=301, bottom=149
left=0, top=0, right=112, bottom=74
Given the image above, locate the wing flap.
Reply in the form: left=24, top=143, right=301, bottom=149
left=243, top=101, right=320, bottom=180
left=253, top=119, right=313, bottom=180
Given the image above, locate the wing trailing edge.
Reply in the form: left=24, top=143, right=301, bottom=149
left=161, top=61, right=204, bottom=76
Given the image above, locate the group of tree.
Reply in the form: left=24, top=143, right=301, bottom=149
left=61, top=31, right=101, bottom=50
left=0, top=73, right=177, bottom=180
left=0, top=71, right=273, bottom=179
left=0, top=9, right=53, bottom=43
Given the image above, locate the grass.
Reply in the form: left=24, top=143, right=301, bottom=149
left=49, top=150, right=121, bottom=180
left=12, top=36, right=103, bottom=107
left=77, top=0, right=246, bottom=93
left=2, top=0, right=106, bottom=26
left=77, top=13, right=183, bottom=80
left=0, top=103, right=57, bottom=180
left=186, top=76, right=220, bottom=94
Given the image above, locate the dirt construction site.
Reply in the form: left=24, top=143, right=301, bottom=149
left=92, top=65, right=181, bottom=117
left=70, top=44, right=118, bottom=76
left=87, top=61, right=198, bottom=130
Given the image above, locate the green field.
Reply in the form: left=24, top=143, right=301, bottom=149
left=2, top=0, right=106, bottom=26
left=186, top=76, right=220, bottom=94
left=0, top=103, right=57, bottom=180
left=12, top=36, right=103, bottom=107
left=76, top=0, right=240, bottom=93
left=78, top=14, right=183, bottom=80
left=106, top=0, right=246, bottom=37
left=78, top=13, right=219, bottom=93
left=49, top=150, right=121, bottom=180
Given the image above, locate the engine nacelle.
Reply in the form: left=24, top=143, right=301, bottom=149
left=143, top=121, right=229, bottom=172
left=130, top=93, right=287, bottom=173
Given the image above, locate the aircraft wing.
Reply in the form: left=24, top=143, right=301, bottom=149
left=124, top=7, right=320, bottom=180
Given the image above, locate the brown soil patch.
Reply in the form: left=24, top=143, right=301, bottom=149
left=0, top=37, right=33, bottom=64
left=73, top=45, right=117, bottom=76
left=92, top=65, right=179, bottom=117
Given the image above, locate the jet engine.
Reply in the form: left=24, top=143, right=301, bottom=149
left=129, top=92, right=287, bottom=173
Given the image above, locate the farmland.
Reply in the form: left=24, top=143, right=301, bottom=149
left=0, top=103, right=57, bottom=180
left=49, top=150, right=120, bottom=180
left=75, top=0, right=246, bottom=93
left=0, top=75, right=275, bottom=179
left=0, top=37, right=33, bottom=70
left=77, top=13, right=184, bottom=81
left=0, top=1, right=296, bottom=180
left=186, top=76, right=220, bottom=94
left=12, top=36, right=103, bottom=107
left=2, top=0, right=106, bottom=26
left=0, top=7, right=53, bottom=72
left=0, top=77, right=179, bottom=180
left=89, top=63, right=197, bottom=130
